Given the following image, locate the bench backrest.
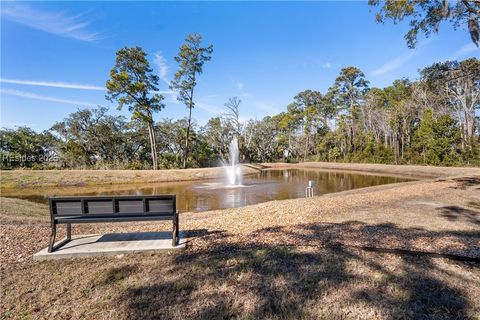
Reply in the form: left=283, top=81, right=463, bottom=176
left=49, top=195, right=176, bottom=218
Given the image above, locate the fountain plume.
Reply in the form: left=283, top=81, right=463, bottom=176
left=225, top=137, right=242, bottom=185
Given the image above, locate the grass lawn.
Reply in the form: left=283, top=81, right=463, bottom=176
left=2, top=244, right=479, bottom=319
left=1, top=166, right=479, bottom=319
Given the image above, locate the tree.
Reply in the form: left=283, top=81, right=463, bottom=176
left=106, top=46, right=165, bottom=170
left=223, top=97, right=242, bottom=138
left=0, top=127, right=57, bottom=168
left=122, top=120, right=153, bottom=169
left=50, top=107, right=132, bottom=168
left=369, top=0, right=480, bottom=48
left=202, top=117, right=234, bottom=160
left=330, top=67, right=369, bottom=154
left=243, top=116, right=282, bottom=162
left=414, top=109, right=462, bottom=165
left=277, top=110, right=301, bottom=160
left=170, top=33, right=213, bottom=168
left=383, top=79, right=416, bottom=163
left=292, top=90, right=325, bottom=160
left=362, top=87, right=388, bottom=143
left=156, top=118, right=195, bottom=168
left=421, top=58, right=480, bottom=149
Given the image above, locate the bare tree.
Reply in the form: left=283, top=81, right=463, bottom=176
left=223, top=97, right=242, bottom=138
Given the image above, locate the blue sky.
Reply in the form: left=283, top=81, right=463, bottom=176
left=1, top=1, right=478, bottom=131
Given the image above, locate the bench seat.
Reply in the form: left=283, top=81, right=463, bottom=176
left=55, top=213, right=176, bottom=223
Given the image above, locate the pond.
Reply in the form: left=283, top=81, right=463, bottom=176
left=2, top=169, right=413, bottom=212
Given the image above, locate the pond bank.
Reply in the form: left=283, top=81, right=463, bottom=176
left=3, top=163, right=478, bottom=190
left=0, top=166, right=260, bottom=189
left=263, top=162, right=480, bottom=179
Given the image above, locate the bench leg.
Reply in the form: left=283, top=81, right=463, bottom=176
left=48, top=223, right=57, bottom=253
left=176, top=214, right=179, bottom=239
left=172, top=214, right=179, bottom=246
left=66, top=223, right=72, bottom=241
left=48, top=223, right=72, bottom=253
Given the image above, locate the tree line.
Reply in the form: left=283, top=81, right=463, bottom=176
left=3, top=2, right=480, bottom=169
left=1, top=55, right=479, bottom=169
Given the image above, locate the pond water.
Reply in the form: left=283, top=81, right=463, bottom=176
left=2, top=169, right=412, bottom=212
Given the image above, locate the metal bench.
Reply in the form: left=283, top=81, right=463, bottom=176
left=48, top=195, right=179, bottom=252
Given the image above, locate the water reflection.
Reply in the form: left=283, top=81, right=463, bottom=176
left=1, top=169, right=412, bottom=212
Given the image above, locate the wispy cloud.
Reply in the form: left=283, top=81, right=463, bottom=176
left=371, top=39, right=433, bottom=77
left=371, top=51, right=415, bottom=77
left=0, top=78, right=105, bottom=91
left=196, top=101, right=224, bottom=115
left=322, top=62, right=332, bottom=69
left=157, top=90, right=176, bottom=96
left=1, top=2, right=101, bottom=42
left=252, top=100, right=280, bottom=114
left=235, top=81, right=252, bottom=98
left=1, top=88, right=100, bottom=107
left=153, top=52, right=170, bottom=86
left=448, top=43, right=478, bottom=61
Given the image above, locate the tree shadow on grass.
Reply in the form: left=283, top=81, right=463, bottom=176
left=257, top=221, right=480, bottom=259
left=121, top=244, right=354, bottom=319
left=117, top=222, right=479, bottom=319
left=449, top=176, right=480, bottom=190
left=468, top=201, right=480, bottom=210
left=351, top=255, right=471, bottom=320
left=439, top=205, right=480, bottom=226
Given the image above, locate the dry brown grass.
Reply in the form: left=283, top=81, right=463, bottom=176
left=1, top=245, right=479, bottom=319
left=265, top=162, right=480, bottom=179
left=1, top=171, right=480, bottom=319
left=0, top=166, right=259, bottom=189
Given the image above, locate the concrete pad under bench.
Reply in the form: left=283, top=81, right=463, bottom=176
left=33, top=231, right=186, bottom=261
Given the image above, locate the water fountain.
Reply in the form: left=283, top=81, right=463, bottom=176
left=224, top=136, right=242, bottom=186
left=194, top=137, right=243, bottom=191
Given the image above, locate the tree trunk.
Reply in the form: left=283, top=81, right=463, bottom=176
left=465, top=109, right=475, bottom=147
left=183, top=72, right=197, bottom=169
left=152, top=124, right=158, bottom=169
left=147, top=121, right=158, bottom=170
left=303, top=134, right=309, bottom=162
left=183, top=104, right=193, bottom=169
left=349, top=101, right=356, bottom=154
left=401, top=134, right=404, bottom=160
left=288, top=130, right=292, bottom=160
left=349, top=125, right=355, bottom=153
